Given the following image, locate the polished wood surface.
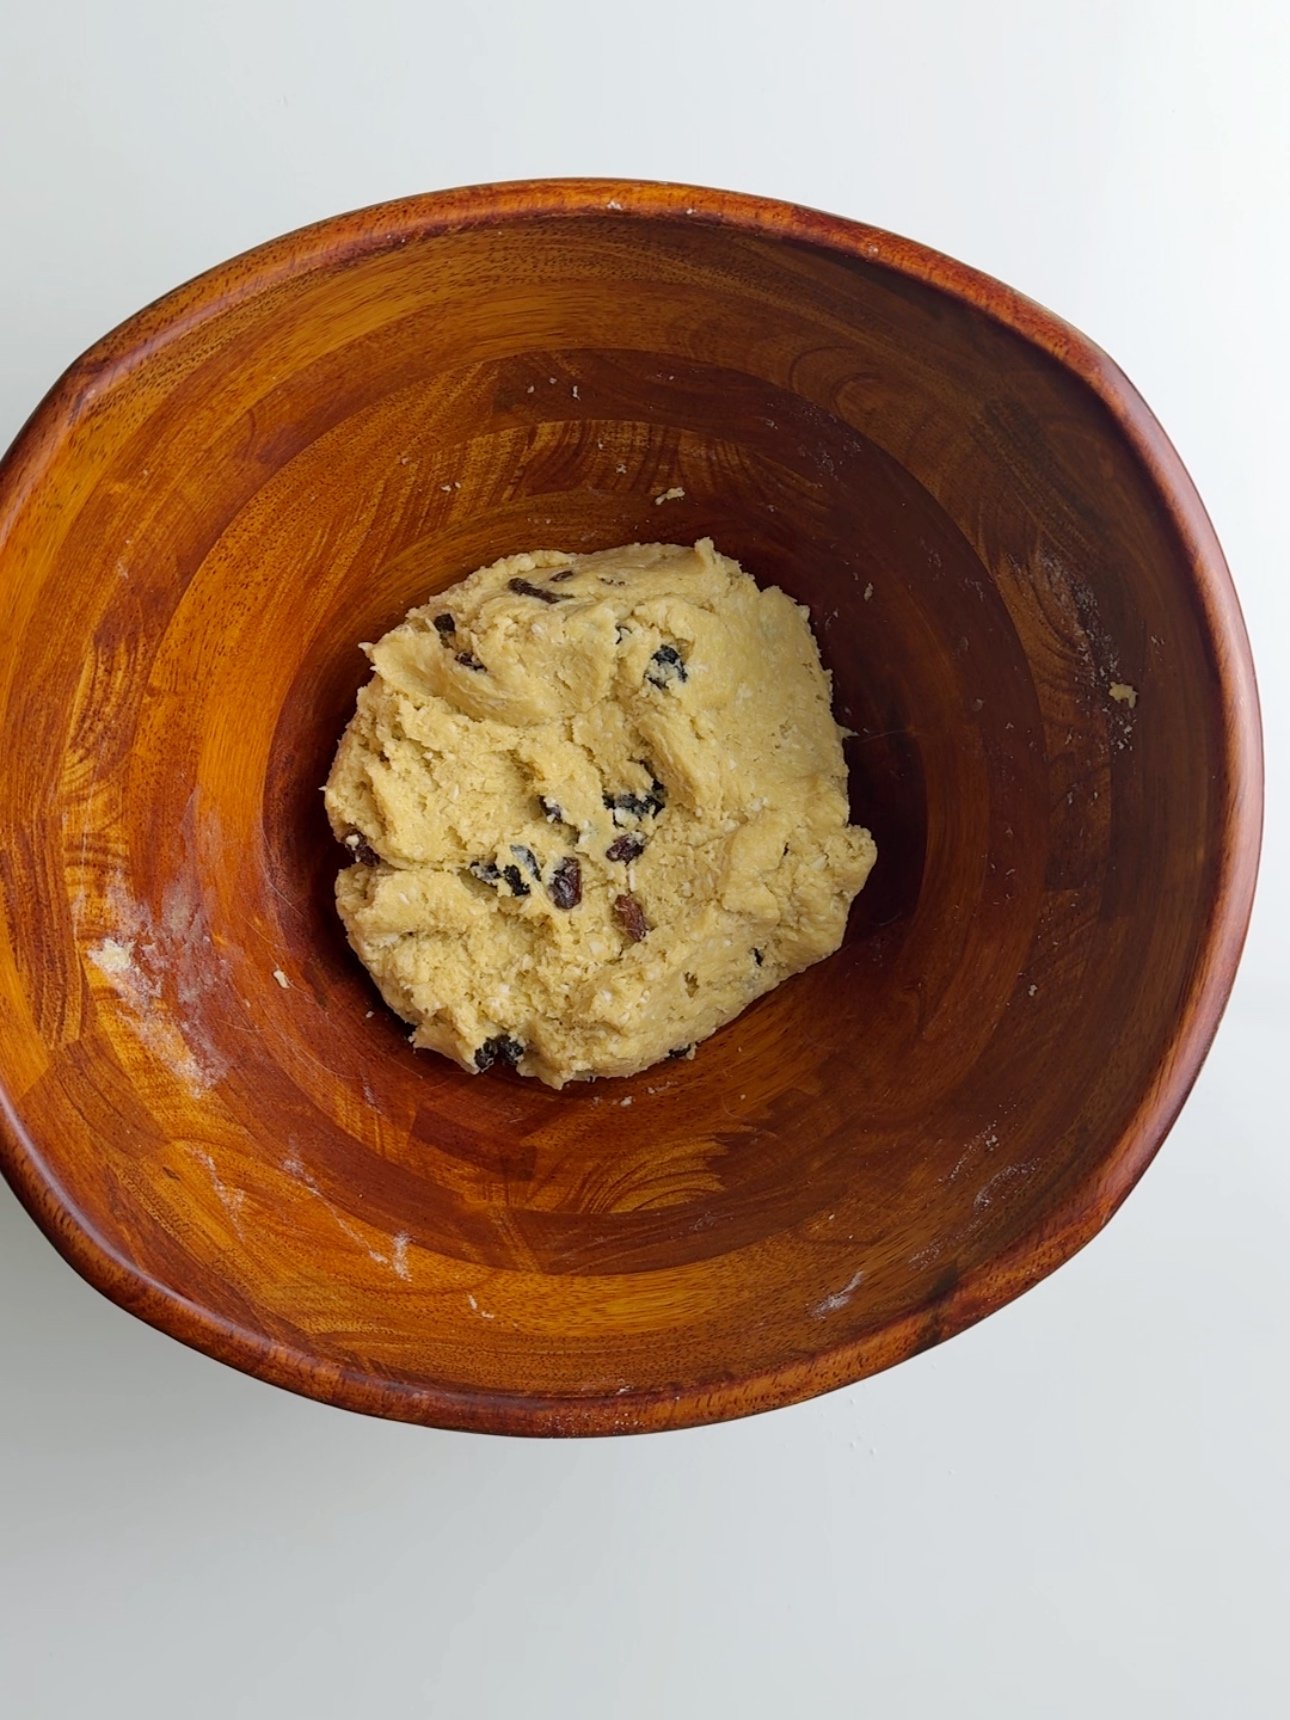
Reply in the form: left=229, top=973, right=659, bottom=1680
left=0, top=180, right=1262, bottom=1433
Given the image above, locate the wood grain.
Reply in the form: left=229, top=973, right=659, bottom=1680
left=0, top=180, right=1262, bottom=1434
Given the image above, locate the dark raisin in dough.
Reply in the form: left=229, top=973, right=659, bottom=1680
left=613, top=893, right=649, bottom=942
left=548, top=856, right=582, bottom=910
left=501, top=864, right=530, bottom=897
left=455, top=650, right=487, bottom=672
left=474, top=1035, right=524, bottom=1072
left=645, top=643, right=688, bottom=688
left=603, top=770, right=666, bottom=821
left=606, top=833, right=646, bottom=863
left=342, top=833, right=381, bottom=866
left=604, top=790, right=647, bottom=819
left=467, top=860, right=529, bottom=898
left=433, top=612, right=456, bottom=633
left=508, top=577, right=567, bottom=605
left=510, top=844, right=541, bottom=879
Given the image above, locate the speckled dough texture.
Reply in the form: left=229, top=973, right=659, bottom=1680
left=325, top=539, right=876, bottom=1087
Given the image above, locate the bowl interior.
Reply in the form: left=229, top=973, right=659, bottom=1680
left=0, top=189, right=1248, bottom=1430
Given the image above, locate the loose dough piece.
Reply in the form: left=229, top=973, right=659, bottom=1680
left=325, top=539, right=876, bottom=1088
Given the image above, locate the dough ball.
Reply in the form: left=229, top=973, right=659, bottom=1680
left=324, top=539, right=876, bottom=1087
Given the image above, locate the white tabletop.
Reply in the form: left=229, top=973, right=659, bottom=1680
left=2, top=4, right=1286, bottom=1715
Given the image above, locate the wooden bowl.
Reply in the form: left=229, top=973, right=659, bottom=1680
left=0, top=181, right=1261, bottom=1434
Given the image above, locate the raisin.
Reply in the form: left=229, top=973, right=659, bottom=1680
left=538, top=796, right=566, bottom=825
left=548, top=856, right=582, bottom=910
left=603, top=789, right=647, bottom=819
left=641, top=767, right=668, bottom=817
left=667, top=1044, right=694, bottom=1061
left=645, top=643, right=688, bottom=689
left=603, top=772, right=666, bottom=822
left=474, top=1035, right=524, bottom=1072
left=510, top=844, right=541, bottom=879
left=455, top=650, right=486, bottom=672
left=508, top=576, right=567, bottom=605
left=605, top=833, right=645, bottom=863
left=468, top=859, right=527, bottom=898
left=342, top=832, right=380, bottom=866
left=549, top=568, right=576, bottom=582
left=753, top=947, right=764, bottom=966
left=501, top=864, right=530, bottom=898
left=613, top=893, right=649, bottom=942
left=432, top=612, right=456, bottom=634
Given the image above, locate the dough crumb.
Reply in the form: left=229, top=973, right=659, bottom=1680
left=653, top=487, right=686, bottom=505
left=324, top=539, right=876, bottom=1088
left=1110, top=681, right=1138, bottom=707
left=863, top=582, right=874, bottom=601
left=272, top=968, right=290, bottom=989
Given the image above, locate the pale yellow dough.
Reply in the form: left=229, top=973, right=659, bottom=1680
left=324, top=539, right=876, bottom=1087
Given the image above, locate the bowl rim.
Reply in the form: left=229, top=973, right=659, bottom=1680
left=0, top=177, right=1264, bottom=1436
